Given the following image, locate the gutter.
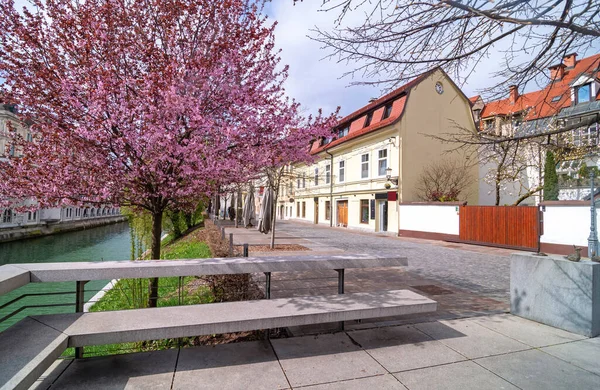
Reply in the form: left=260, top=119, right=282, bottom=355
left=325, top=149, right=334, bottom=227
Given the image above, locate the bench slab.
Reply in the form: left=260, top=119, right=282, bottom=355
left=0, top=265, right=30, bottom=296
left=31, top=289, right=435, bottom=347
left=12, top=254, right=407, bottom=283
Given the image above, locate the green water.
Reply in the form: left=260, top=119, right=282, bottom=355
left=0, top=221, right=133, bottom=331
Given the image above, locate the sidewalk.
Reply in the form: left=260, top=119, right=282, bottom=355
left=34, top=314, right=600, bottom=389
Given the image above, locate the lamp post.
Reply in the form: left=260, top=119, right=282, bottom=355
left=584, top=155, right=599, bottom=257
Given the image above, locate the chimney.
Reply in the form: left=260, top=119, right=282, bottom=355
left=563, top=53, right=577, bottom=68
left=548, top=64, right=565, bottom=81
left=509, top=85, right=519, bottom=104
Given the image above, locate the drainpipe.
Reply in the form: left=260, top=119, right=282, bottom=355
left=325, top=149, right=334, bottom=227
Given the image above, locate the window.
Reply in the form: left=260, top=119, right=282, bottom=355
left=551, top=95, right=562, bottom=102
left=288, top=180, right=293, bottom=194
left=302, top=173, right=306, bottom=188
left=28, top=210, right=37, bottom=221
left=2, top=209, right=13, bottom=224
left=302, top=202, right=306, bottom=218
left=296, top=202, right=300, bottom=217
left=322, top=136, right=333, bottom=146
left=364, top=112, right=373, bottom=128
left=9, top=144, right=15, bottom=157
left=573, top=125, right=599, bottom=146
left=337, top=126, right=349, bottom=138
left=361, top=154, right=369, bottom=179
left=297, top=176, right=301, bottom=189
left=325, top=201, right=331, bottom=220
left=285, top=207, right=288, bottom=217
left=382, top=103, right=393, bottom=120
left=26, top=133, right=32, bottom=142
left=360, top=200, right=369, bottom=224
left=314, top=167, right=319, bottom=186
left=576, top=83, right=591, bottom=104
left=339, top=161, right=345, bottom=182
left=378, top=149, right=388, bottom=176
left=325, top=164, right=331, bottom=184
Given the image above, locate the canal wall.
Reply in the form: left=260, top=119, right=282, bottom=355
left=0, top=215, right=128, bottom=243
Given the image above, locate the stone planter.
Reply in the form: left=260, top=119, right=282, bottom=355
left=510, top=253, right=599, bottom=337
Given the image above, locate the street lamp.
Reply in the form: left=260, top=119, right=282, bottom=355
left=385, top=167, right=399, bottom=185
left=583, top=154, right=599, bottom=257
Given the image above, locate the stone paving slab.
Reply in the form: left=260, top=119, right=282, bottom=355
left=271, top=333, right=386, bottom=388
left=299, top=374, right=407, bottom=389
left=476, top=349, right=600, bottom=390
left=472, top=314, right=587, bottom=348
left=414, top=318, right=530, bottom=359
left=173, top=341, right=288, bottom=390
left=347, top=324, right=466, bottom=372
left=394, top=360, right=519, bottom=390
left=0, top=264, right=30, bottom=295
left=33, top=314, right=600, bottom=390
left=542, top=337, right=600, bottom=376
left=49, top=349, right=178, bottom=389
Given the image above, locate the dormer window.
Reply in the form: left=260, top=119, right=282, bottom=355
left=321, top=136, right=333, bottom=146
left=382, top=103, right=393, bottom=120
left=576, top=83, right=592, bottom=104
left=364, top=112, right=373, bottom=127
left=337, top=125, right=349, bottom=138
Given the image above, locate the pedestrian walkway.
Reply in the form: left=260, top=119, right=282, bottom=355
left=33, top=314, right=600, bottom=389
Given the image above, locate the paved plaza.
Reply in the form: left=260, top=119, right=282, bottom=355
left=32, top=221, right=600, bottom=389
left=34, top=314, right=599, bottom=389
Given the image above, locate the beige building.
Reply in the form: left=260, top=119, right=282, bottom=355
left=281, top=68, right=478, bottom=234
left=0, top=103, right=30, bottom=160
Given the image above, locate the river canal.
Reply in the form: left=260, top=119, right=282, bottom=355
left=0, top=221, right=132, bottom=330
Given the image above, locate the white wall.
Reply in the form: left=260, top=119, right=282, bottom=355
left=399, top=204, right=459, bottom=235
left=541, top=204, right=597, bottom=247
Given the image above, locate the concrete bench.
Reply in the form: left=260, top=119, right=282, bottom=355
left=0, top=254, right=425, bottom=390
left=0, top=289, right=436, bottom=390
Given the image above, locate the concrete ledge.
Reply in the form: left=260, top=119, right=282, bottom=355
left=31, top=289, right=436, bottom=347
left=510, top=253, right=600, bottom=337
left=7, top=254, right=408, bottom=284
left=0, top=265, right=30, bottom=296
left=0, top=318, right=68, bottom=390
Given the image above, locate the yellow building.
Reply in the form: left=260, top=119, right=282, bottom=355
left=0, top=103, right=30, bottom=160
left=283, top=68, right=478, bottom=234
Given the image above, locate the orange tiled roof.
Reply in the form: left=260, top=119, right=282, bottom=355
left=480, top=53, right=600, bottom=121
left=469, top=95, right=481, bottom=103
left=310, top=70, right=433, bottom=154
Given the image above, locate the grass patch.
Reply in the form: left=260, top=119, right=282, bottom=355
left=77, top=229, right=214, bottom=357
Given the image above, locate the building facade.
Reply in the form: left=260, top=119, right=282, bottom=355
left=281, top=69, right=478, bottom=234
left=477, top=52, right=600, bottom=204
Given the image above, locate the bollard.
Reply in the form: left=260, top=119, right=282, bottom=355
left=229, top=233, right=233, bottom=256
left=243, top=243, right=249, bottom=257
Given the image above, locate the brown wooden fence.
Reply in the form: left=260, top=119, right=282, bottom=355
left=459, top=206, right=541, bottom=251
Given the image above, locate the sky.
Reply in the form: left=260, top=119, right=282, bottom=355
left=264, top=0, right=498, bottom=117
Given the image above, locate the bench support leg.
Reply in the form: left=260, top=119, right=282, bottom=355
left=75, top=280, right=89, bottom=359
left=264, top=272, right=271, bottom=299
left=264, top=272, right=272, bottom=340
left=335, top=269, right=345, bottom=331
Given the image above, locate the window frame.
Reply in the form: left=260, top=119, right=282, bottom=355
left=338, top=160, right=345, bottom=182
left=302, top=201, right=306, bottom=218
left=325, top=164, right=331, bottom=185
left=378, top=149, right=388, bottom=177
left=364, top=112, right=373, bottom=128
left=382, top=103, right=393, bottom=120
left=314, top=167, right=319, bottom=186
left=325, top=200, right=331, bottom=220
left=576, top=83, right=592, bottom=104
left=360, top=200, right=369, bottom=224
left=361, top=154, right=369, bottom=179
left=2, top=209, right=13, bottom=224
left=337, top=125, right=349, bottom=138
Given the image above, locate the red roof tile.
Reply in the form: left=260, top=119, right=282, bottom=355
left=481, top=53, right=600, bottom=121
left=311, top=70, right=433, bottom=154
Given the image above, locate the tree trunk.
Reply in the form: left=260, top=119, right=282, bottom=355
left=148, top=210, right=162, bottom=308
left=495, top=179, right=501, bottom=206
left=512, top=185, right=543, bottom=206
left=270, top=190, right=278, bottom=249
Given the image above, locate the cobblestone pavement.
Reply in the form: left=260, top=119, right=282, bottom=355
left=276, top=220, right=516, bottom=304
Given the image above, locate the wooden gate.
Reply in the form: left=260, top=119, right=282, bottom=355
left=459, top=206, right=541, bottom=251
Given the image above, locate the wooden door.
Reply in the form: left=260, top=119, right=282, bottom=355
left=314, top=199, right=319, bottom=224
left=459, top=205, right=540, bottom=251
left=337, top=201, right=348, bottom=227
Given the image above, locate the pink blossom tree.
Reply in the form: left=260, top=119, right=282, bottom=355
left=0, top=0, right=335, bottom=306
